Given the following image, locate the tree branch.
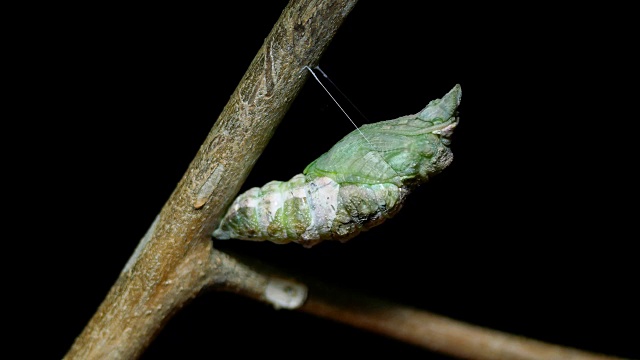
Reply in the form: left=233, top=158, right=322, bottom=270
left=64, top=1, right=359, bottom=358
left=299, top=283, right=628, bottom=360
left=213, top=250, right=630, bottom=360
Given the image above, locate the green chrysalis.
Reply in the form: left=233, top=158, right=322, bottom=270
left=213, top=84, right=461, bottom=247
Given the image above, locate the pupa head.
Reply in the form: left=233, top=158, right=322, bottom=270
left=411, top=84, right=461, bottom=181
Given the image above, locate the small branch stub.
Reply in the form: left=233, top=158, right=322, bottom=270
left=264, top=277, right=308, bottom=309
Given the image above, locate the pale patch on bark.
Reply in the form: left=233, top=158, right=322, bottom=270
left=194, top=164, right=225, bottom=209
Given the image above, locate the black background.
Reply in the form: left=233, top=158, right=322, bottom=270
left=16, top=2, right=636, bottom=359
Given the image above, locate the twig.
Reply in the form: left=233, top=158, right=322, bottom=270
left=299, top=282, right=628, bottom=360
left=215, top=250, right=630, bottom=360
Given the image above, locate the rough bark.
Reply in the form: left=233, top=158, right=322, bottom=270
left=64, top=1, right=358, bottom=358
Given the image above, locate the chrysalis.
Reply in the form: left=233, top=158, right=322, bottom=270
left=213, top=84, right=461, bottom=247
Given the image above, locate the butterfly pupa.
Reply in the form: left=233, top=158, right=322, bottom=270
left=213, top=84, right=461, bottom=247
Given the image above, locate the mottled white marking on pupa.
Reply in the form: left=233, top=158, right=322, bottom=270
left=302, top=177, right=339, bottom=242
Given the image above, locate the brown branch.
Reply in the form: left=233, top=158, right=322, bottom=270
left=299, top=283, right=628, bottom=360
left=214, top=251, right=630, bottom=360
left=64, top=1, right=359, bottom=358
